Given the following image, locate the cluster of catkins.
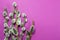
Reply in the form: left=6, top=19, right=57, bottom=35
left=3, top=2, right=35, bottom=40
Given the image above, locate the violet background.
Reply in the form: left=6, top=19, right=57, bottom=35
left=0, top=0, right=60, bottom=40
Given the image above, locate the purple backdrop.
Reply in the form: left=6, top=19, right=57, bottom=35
left=0, top=0, right=60, bottom=40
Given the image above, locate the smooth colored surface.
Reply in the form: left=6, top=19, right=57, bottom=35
left=0, top=0, right=60, bottom=40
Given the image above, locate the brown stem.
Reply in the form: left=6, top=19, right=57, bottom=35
left=16, top=17, right=19, bottom=40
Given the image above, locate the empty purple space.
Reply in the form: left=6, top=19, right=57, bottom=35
left=0, top=0, right=60, bottom=40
